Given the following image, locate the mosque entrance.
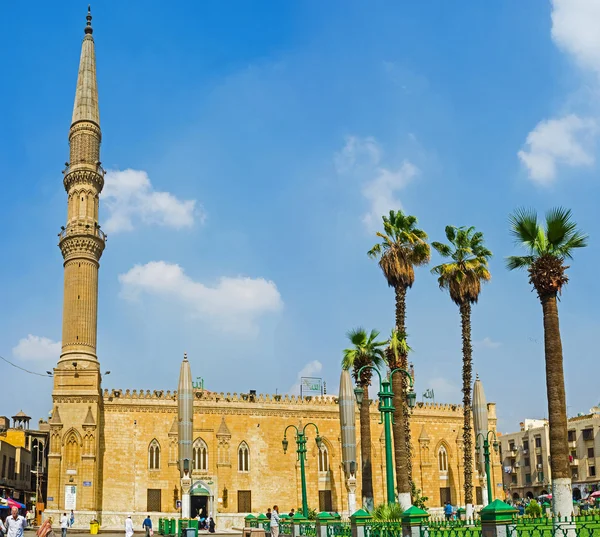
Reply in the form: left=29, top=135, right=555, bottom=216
left=190, top=481, right=212, bottom=520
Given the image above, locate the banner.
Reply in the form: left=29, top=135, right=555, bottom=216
left=301, top=377, right=322, bottom=396
left=65, top=485, right=77, bottom=510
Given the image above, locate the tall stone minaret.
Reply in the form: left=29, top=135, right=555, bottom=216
left=58, top=6, right=106, bottom=374
left=47, top=8, right=105, bottom=518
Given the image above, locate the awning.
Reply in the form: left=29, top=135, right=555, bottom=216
left=2, top=498, right=26, bottom=509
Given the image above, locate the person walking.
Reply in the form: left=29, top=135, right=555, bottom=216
left=69, top=512, right=74, bottom=529
left=270, top=506, right=280, bottom=537
left=142, top=516, right=152, bottom=537
left=443, top=501, right=453, bottom=521
left=59, top=514, right=69, bottom=537
left=5, top=507, right=27, bottom=537
left=35, top=517, right=53, bottom=537
left=125, top=516, right=134, bottom=537
left=208, top=517, right=215, bottom=534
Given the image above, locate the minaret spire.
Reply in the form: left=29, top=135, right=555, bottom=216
left=57, top=6, right=106, bottom=370
left=72, top=6, right=99, bottom=126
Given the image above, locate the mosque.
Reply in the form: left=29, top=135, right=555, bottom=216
left=44, top=9, right=502, bottom=530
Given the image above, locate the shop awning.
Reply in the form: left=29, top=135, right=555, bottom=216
left=1, top=498, right=26, bottom=509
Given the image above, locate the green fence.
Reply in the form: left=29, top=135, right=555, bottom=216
left=326, top=522, right=351, bottom=537
left=507, top=517, right=600, bottom=537
left=280, top=521, right=293, bottom=535
left=365, top=520, right=405, bottom=537
left=299, top=522, right=317, bottom=537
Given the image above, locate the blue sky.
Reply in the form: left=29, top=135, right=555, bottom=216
left=1, top=1, right=599, bottom=433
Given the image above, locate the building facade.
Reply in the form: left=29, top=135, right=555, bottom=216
left=45, top=10, right=502, bottom=530
left=0, top=412, right=49, bottom=512
left=500, top=412, right=600, bottom=501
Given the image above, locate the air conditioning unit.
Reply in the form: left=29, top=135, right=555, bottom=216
left=537, top=464, right=543, bottom=469
left=522, top=449, right=528, bottom=455
left=514, top=463, right=520, bottom=468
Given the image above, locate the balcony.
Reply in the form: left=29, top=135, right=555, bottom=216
left=535, top=447, right=542, bottom=455
left=59, top=223, right=107, bottom=242
left=570, top=459, right=579, bottom=466
left=509, top=449, right=518, bottom=457
left=568, top=440, right=577, bottom=449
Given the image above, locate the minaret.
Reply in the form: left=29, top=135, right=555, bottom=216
left=46, top=9, right=105, bottom=518
left=58, top=5, right=106, bottom=372
left=178, top=353, right=193, bottom=518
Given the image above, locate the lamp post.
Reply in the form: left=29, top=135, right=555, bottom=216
left=475, top=430, right=498, bottom=504
left=282, top=422, right=323, bottom=518
left=353, top=366, right=416, bottom=504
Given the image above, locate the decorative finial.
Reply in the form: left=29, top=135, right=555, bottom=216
left=85, top=5, right=93, bottom=35
left=475, top=373, right=480, bottom=380
left=184, top=352, right=188, bottom=361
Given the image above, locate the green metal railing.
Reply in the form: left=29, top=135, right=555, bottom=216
left=506, top=516, right=600, bottom=537
left=299, top=522, right=317, bottom=537
left=326, top=522, right=352, bottom=537
left=422, top=527, right=481, bottom=537
left=365, top=520, right=404, bottom=537
left=280, top=521, right=293, bottom=535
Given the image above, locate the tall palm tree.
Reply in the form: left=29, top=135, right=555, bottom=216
left=342, top=328, right=387, bottom=511
left=507, top=207, right=587, bottom=517
left=384, top=329, right=413, bottom=507
left=368, top=210, right=430, bottom=506
left=431, top=225, right=492, bottom=516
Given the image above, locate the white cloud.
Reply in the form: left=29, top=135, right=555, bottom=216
left=551, top=0, right=600, bottom=75
left=334, top=136, right=419, bottom=229
left=288, top=360, right=323, bottom=395
left=518, top=115, right=596, bottom=184
left=519, top=1, right=600, bottom=184
left=334, top=136, right=381, bottom=174
left=102, top=169, right=201, bottom=233
left=474, top=337, right=501, bottom=350
left=118, top=261, right=282, bottom=334
left=361, top=161, right=419, bottom=230
left=13, top=335, right=61, bottom=362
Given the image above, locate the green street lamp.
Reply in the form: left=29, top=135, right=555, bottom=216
left=282, top=422, right=323, bottom=518
left=475, top=430, right=499, bottom=505
left=353, top=365, right=416, bottom=504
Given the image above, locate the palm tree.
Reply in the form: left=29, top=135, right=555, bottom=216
left=343, top=328, right=387, bottom=511
left=384, top=329, right=413, bottom=507
left=368, top=210, right=430, bottom=505
left=507, top=207, right=587, bottom=517
left=431, top=225, right=492, bottom=516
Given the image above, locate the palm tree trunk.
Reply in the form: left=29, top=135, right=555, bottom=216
left=359, top=383, right=374, bottom=510
left=393, top=286, right=413, bottom=506
left=540, top=294, right=572, bottom=517
left=460, top=302, right=474, bottom=510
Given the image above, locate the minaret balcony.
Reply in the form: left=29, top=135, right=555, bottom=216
left=62, top=163, right=105, bottom=192
left=59, top=223, right=106, bottom=242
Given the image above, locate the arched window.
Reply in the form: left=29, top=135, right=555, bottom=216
left=149, top=439, right=161, bottom=470
left=64, top=432, right=80, bottom=470
left=438, top=445, right=448, bottom=472
left=193, top=438, right=208, bottom=471
left=238, top=442, right=250, bottom=472
left=318, top=445, right=329, bottom=473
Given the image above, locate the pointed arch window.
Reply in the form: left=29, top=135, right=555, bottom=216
left=64, top=432, right=80, bottom=470
left=318, top=444, right=329, bottom=473
left=149, top=439, right=161, bottom=470
left=193, top=438, right=208, bottom=471
left=238, top=442, right=250, bottom=472
left=438, top=445, right=448, bottom=472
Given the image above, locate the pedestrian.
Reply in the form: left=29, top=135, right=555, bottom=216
left=69, top=512, right=74, bottom=529
left=5, top=507, right=27, bottom=537
left=289, top=509, right=295, bottom=517
left=266, top=508, right=272, bottom=520
left=270, top=506, right=280, bottom=537
left=36, top=518, right=53, bottom=537
left=208, top=518, right=215, bottom=534
left=142, top=515, right=152, bottom=537
left=125, top=515, right=134, bottom=537
left=443, top=501, right=453, bottom=521
left=59, top=514, right=69, bottom=537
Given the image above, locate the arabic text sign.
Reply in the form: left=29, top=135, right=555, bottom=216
left=301, top=377, right=322, bottom=394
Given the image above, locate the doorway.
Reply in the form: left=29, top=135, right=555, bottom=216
left=191, top=496, right=208, bottom=519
